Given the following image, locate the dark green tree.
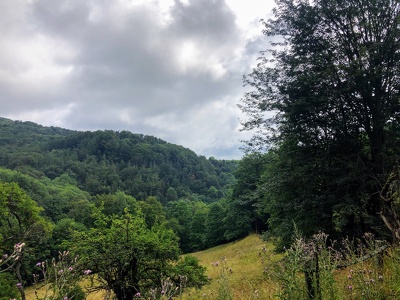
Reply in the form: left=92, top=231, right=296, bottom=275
left=138, top=196, right=166, bottom=228
left=166, top=187, right=178, bottom=202
left=229, top=153, right=269, bottom=235
left=166, top=199, right=193, bottom=252
left=49, top=218, right=86, bottom=257
left=205, top=202, right=227, bottom=246
left=240, top=0, right=400, bottom=243
left=189, top=202, right=209, bottom=250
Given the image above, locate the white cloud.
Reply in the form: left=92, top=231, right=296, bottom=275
left=0, top=0, right=276, bottom=159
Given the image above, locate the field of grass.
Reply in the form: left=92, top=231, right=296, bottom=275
left=25, top=234, right=280, bottom=300
left=182, top=234, right=283, bottom=299
left=26, top=235, right=400, bottom=300
left=26, top=233, right=400, bottom=299
left=25, top=278, right=107, bottom=300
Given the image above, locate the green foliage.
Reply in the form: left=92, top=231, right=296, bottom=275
left=170, top=255, right=209, bottom=289
left=138, top=196, right=166, bottom=229
left=0, top=182, right=52, bottom=254
left=93, top=191, right=138, bottom=217
left=0, top=182, right=53, bottom=299
left=165, top=198, right=225, bottom=253
left=189, top=203, right=209, bottom=250
left=223, top=153, right=269, bottom=241
left=240, top=0, right=400, bottom=245
left=0, top=168, right=92, bottom=224
left=0, top=272, right=19, bottom=300
left=49, top=218, right=86, bottom=257
left=68, top=210, right=183, bottom=300
left=166, top=199, right=194, bottom=253
left=205, top=202, right=226, bottom=247
left=0, top=118, right=237, bottom=203
left=166, top=187, right=178, bottom=202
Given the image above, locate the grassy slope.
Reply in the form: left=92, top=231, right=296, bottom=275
left=26, top=234, right=281, bottom=300
left=182, top=234, right=283, bottom=300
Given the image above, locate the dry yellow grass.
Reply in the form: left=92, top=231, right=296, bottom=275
left=25, top=278, right=108, bottom=300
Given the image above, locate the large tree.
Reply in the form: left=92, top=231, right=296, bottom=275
left=68, top=209, right=207, bottom=300
left=69, top=210, right=180, bottom=300
left=240, top=0, right=400, bottom=242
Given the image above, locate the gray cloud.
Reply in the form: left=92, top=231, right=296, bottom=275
left=1, top=0, right=275, bottom=159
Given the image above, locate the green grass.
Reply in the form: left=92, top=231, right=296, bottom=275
left=26, top=233, right=400, bottom=299
left=182, top=234, right=283, bottom=299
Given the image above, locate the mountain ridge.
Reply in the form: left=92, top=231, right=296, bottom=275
left=0, top=116, right=238, bottom=203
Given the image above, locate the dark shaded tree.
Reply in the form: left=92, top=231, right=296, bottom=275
left=138, top=196, right=166, bottom=229
left=189, top=202, right=209, bottom=250
left=222, top=153, right=269, bottom=242
left=165, top=199, right=193, bottom=253
left=240, top=0, right=400, bottom=244
left=205, top=202, right=227, bottom=246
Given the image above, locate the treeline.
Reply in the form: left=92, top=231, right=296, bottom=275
left=0, top=117, right=236, bottom=203
left=0, top=153, right=264, bottom=298
left=0, top=157, right=264, bottom=254
left=0, top=117, right=268, bottom=253
left=0, top=178, right=209, bottom=300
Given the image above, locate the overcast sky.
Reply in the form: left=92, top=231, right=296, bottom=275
left=1, top=0, right=275, bottom=159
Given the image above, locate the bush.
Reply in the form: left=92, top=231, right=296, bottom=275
left=171, top=255, right=209, bottom=289
left=0, top=272, right=19, bottom=300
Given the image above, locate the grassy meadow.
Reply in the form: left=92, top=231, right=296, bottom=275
left=25, top=235, right=281, bottom=300
left=25, top=233, right=400, bottom=299
left=182, top=234, right=283, bottom=299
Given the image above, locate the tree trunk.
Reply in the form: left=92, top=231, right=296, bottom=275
left=15, top=261, right=26, bottom=300
left=369, top=125, right=400, bottom=243
left=111, top=280, right=140, bottom=300
left=379, top=199, right=400, bottom=243
left=379, top=172, right=400, bottom=244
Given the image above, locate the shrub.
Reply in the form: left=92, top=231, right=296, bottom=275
left=0, top=272, right=19, bottom=300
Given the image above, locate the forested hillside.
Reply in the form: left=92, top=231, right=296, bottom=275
left=0, top=117, right=237, bottom=203
left=0, top=117, right=253, bottom=299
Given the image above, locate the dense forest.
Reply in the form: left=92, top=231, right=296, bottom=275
left=0, top=117, right=237, bottom=203
left=0, top=117, right=268, bottom=300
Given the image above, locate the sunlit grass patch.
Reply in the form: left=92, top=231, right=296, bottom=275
left=182, top=234, right=282, bottom=299
left=25, top=277, right=109, bottom=300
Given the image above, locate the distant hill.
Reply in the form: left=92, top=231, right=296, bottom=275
left=0, top=117, right=238, bottom=203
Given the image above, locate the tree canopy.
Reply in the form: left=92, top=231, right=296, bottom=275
left=0, top=117, right=237, bottom=204
left=240, top=0, right=400, bottom=245
left=68, top=209, right=208, bottom=300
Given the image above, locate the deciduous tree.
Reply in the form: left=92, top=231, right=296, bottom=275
left=240, top=0, right=400, bottom=243
left=69, top=210, right=182, bottom=300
